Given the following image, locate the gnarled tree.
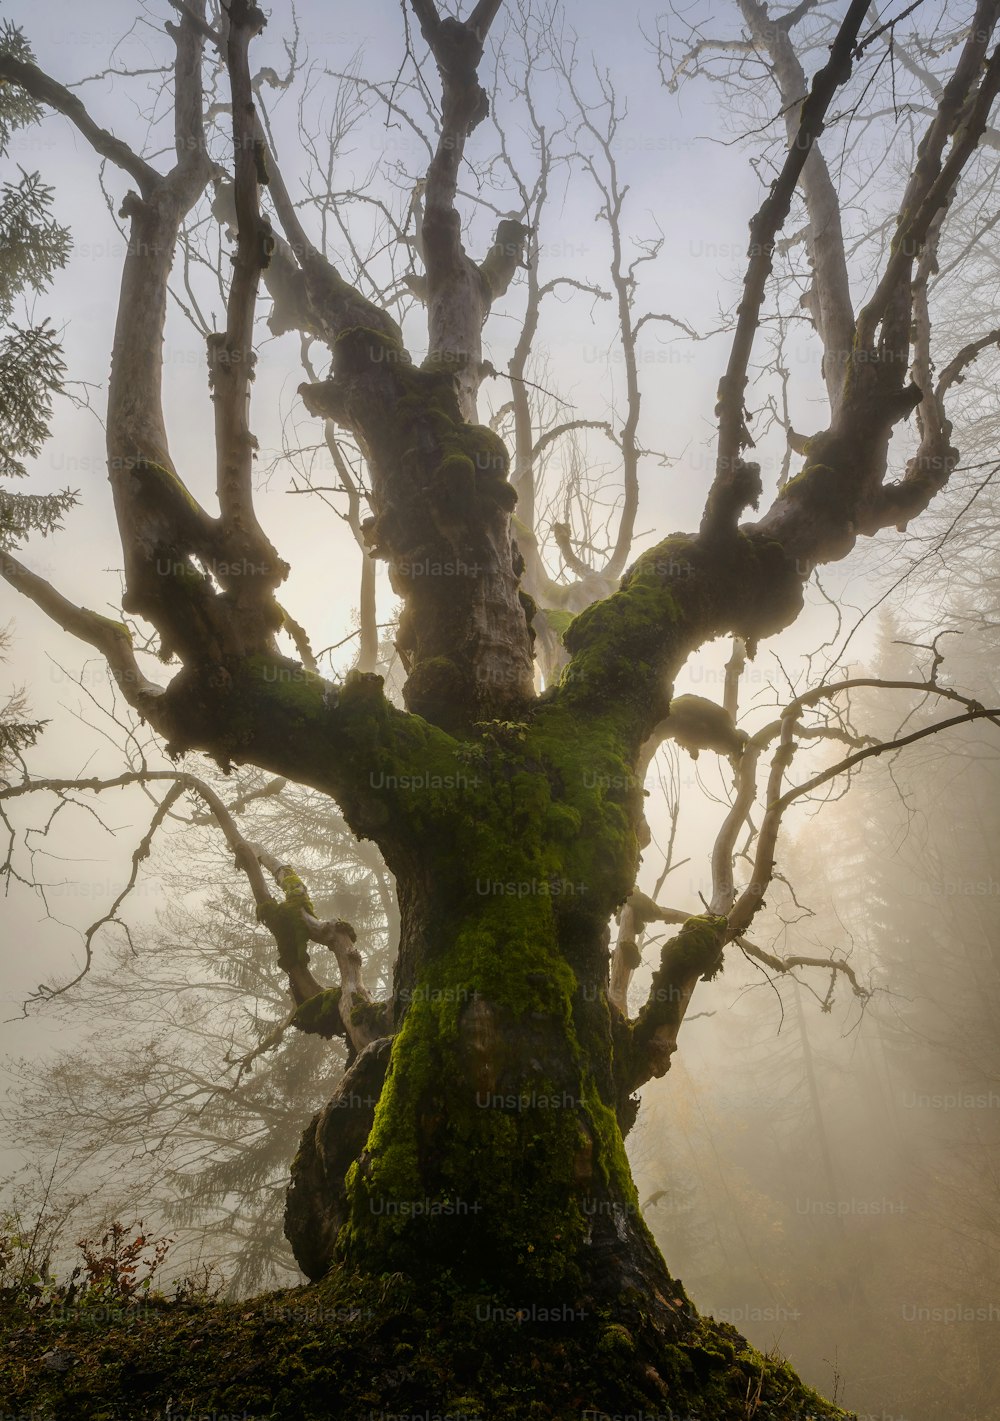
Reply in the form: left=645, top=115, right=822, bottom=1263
left=3, top=0, right=1000, bottom=1411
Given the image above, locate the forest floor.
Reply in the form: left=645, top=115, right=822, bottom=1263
left=0, top=1263, right=856, bottom=1420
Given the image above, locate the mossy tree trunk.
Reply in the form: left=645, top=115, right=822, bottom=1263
left=283, top=705, right=700, bottom=1311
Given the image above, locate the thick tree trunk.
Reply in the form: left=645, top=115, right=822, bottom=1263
left=285, top=721, right=688, bottom=1321
left=286, top=942, right=681, bottom=1327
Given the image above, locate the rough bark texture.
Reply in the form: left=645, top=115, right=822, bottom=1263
left=285, top=1037, right=392, bottom=1283
left=300, top=329, right=535, bottom=730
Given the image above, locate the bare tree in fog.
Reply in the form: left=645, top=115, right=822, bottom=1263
left=2, top=757, right=398, bottom=1294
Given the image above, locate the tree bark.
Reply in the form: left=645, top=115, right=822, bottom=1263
left=285, top=839, right=685, bottom=1322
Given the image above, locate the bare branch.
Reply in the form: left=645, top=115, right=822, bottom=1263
left=729, top=690, right=1000, bottom=936
left=0, top=51, right=159, bottom=195
left=406, top=0, right=519, bottom=415
left=857, top=4, right=1000, bottom=348
left=735, top=0, right=857, bottom=412
left=737, top=935, right=867, bottom=999
left=0, top=552, right=163, bottom=714
left=205, top=0, right=288, bottom=631
left=705, top=0, right=873, bottom=543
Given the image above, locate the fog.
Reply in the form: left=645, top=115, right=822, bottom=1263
left=2, top=2, right=1000, bottom=1419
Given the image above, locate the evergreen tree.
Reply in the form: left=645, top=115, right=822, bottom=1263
left=0, top=22, right=74, bottom=549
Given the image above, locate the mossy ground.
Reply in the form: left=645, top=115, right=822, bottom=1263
left=1, top=1266, right=856, bottom=1421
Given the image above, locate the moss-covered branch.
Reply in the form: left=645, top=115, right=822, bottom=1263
left=0, top=765, right=395, bottom=1050
left=626, top=914, right=728, bottom=1091
left=251, top=844, right=388, bottom=1051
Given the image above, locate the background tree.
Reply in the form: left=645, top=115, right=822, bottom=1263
left=0, top=19, right=73, bottom=551
left=629, top=602, right=1000, bottom=1419
left=0, top=19, right=72, bottom=783
left=2, top=758, right=398, bottom=1295
left=0, top=629, right=44, bottom=782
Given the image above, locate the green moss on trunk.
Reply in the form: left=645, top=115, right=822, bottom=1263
left=334, top=705, right=653, bottom=1293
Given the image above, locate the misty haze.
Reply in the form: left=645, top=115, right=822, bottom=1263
left=2, top=1, right=1000, bottom=1418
